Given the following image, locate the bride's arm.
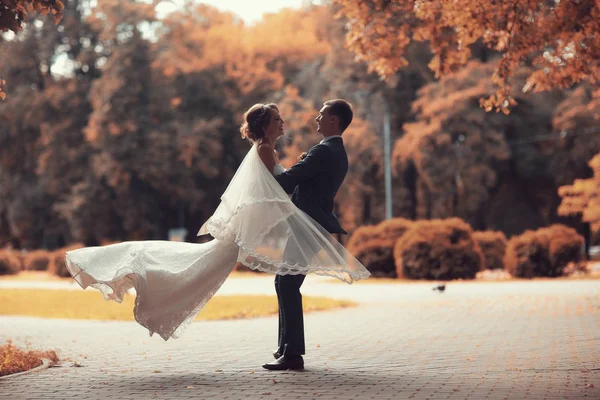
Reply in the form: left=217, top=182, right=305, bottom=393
left=258, top=143, right=277, bottom=174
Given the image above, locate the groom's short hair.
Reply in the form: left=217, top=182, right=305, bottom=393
left=324, top=99, right=353, bottom=133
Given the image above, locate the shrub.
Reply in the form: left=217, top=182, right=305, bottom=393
left=504, top=224, right=584, bottom=278
left=546, top=225, right=584, bottom=274
left=48, top=243, right=84, bottom=278
left=0, top=249, right=22, bottom=275
left=394, top=218, right=484, bottom=280
left=346, top=225, right=379, bottom=251
left=347, top=218, right=413, bottom=277
left=22, top=250, right=51, bottom=271
left=473, top=231, right=507, bottom=270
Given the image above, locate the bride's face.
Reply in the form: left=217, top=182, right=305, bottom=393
left=265, top=108, right=285, bottom=141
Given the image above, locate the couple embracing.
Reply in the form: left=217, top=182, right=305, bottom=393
left=66, top=99, right=370, bottom=371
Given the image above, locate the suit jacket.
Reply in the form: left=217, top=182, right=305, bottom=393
left=275, top=136, right=348, bottom=234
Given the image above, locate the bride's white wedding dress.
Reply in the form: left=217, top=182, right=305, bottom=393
left=66, top=143, right=370, bottom=341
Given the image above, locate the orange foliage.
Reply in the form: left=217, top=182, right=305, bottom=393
left=473, top=231, right=507, bottom=270
left=558, top=153, right=600, bottom=231
left=156, top=5, right=330, bottom=97
left=0, top=0, right=64, bottom=100
left=334, top=0, right=600, bottom=113
left=0, top=0, right=63, bottom=33
left=275, top=85, right=320, bottom=168
left=394, top=218, right=483, bottom=280
left=0, top=340, right=59, bottom=377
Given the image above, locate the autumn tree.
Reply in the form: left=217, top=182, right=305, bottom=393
left=0, top=25, right=53, bottom=248
left=0, top=0, right=63, bottom=33
left=333, top=0, right=600, bottom=113
left=393, top=60, right=567, bottom=236
left=0, top=0, right=65, bottom=98
left=37, top=78, right=96, bottom=247
left=549, top=84, right=600, bottom=186
left=156, top=3, right=330, bottom=108
left=33, top=0, right=104, bottom=247
left=82, top=29, right=163, bottom=240
left=0, top=0, right=108, bottom=248
left=273, top=85, right=321, bottom=167
left=558, top=153, right=600, bottom=233
left=335, top=117, right=385, bottom=232
left=276, top=6, right=437, bottom=231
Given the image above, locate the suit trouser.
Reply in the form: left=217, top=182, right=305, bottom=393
left=275, top=273, right=306, bottom=356
left=275, top=229, right=317, bottom=357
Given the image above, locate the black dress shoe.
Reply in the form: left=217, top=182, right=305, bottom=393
left=262, top=355, right=304, bottom=371
left=273, top=350, right=282, bottom=359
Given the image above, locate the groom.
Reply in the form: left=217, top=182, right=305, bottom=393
left=263, top=99, right=353, bottom=371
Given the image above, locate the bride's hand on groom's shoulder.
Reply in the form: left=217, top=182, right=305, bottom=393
left=297, top=152, right=308, bottom=162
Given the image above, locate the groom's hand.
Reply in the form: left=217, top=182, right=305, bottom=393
left=276, top=145, right=329, bottom=193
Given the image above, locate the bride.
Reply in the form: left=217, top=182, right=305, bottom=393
left=65, top=102, right=370, bottom=341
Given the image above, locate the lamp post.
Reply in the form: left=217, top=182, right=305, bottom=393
left=383, top=104, right=393, bottom=220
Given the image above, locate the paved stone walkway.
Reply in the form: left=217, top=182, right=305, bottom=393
left=1, top=278, right=599, bottom=399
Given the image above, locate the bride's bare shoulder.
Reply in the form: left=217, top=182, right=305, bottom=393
left=257, top=143, right=276, bottom=170
left=257, top=143, right=274, bottom=157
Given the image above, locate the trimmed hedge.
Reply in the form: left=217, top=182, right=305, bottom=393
left=505, top=224, right=584, bottom=278
left=22, top=250, right=51, bottom=272
left=347, top=218, right=413, bottom=277
left=473, top=231, right=507, bottom=270
left=0, top=250, right=22, bottom=275
left=48, top=243, right=84, bottom=278
left=394, top=218, right=484, bottom=280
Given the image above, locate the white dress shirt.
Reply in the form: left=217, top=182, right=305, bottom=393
left=320, top=135, right=342, bottom=144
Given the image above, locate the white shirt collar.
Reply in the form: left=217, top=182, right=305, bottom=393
left=320, top=135, right=342, bottom=144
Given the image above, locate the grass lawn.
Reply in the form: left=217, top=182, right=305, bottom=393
left=0, top=270, right=266, bottom=282
left=0, top=271, right=66, bottom=281
left=0, top=289, right=356, bottom=321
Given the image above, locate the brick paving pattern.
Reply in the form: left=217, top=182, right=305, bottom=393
left=1, top=279, right=599, bottom=399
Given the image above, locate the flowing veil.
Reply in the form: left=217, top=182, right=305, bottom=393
left=199, top=143, right=370, bottom=284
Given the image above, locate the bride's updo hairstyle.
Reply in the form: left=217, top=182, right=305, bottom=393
left=240, top=103, right=279, bottom=143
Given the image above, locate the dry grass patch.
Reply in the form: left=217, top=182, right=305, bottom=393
left=0, top=340, right=59, bottom=377
left=0, top=289, right=356, bottom=321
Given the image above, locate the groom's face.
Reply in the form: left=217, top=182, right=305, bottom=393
left=316, top=106, right=335, bottom=136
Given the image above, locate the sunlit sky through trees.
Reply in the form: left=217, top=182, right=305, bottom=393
left=156, top=0, right=322, bottom=24
left=37, top=0, right=323, bottom=76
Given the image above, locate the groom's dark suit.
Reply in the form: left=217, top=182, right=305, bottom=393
left=274, top=136, right=348, bottom=357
